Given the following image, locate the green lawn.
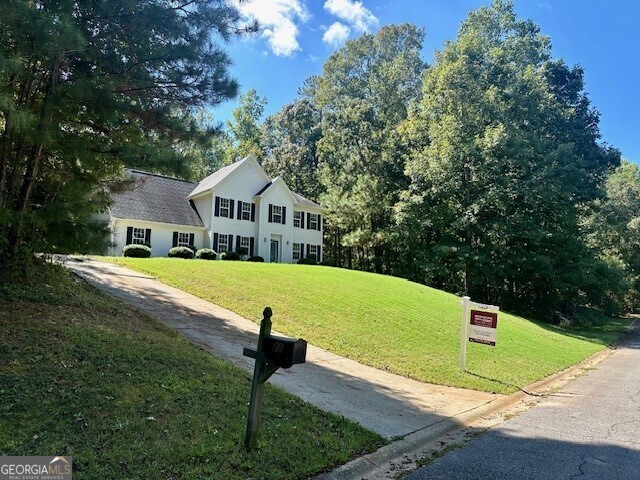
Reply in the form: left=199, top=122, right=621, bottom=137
left=0, top=263, right=383, bottom=480
left=107, top=258, right=632, bottom=394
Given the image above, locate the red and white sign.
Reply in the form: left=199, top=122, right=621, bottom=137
left=469, top=309, right=498, bottom=346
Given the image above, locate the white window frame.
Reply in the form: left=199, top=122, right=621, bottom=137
left=242, top=202, right=252, bottom=221
left=272, top=205, right=283, bottom=224
left=218, top=234, right=228, bottom=253
left=292, top=243, right=301, bottom=260
left=309, top=213, right=318, bottom=230
left=132, top=227, right=146, bottom=245
left=177, top=232, right=190, bottom=247
left=220, top=198, right=230, bottom=218
left=293, top=211, right=301, bottom=228
left=240, top=236, right=250, bottom=251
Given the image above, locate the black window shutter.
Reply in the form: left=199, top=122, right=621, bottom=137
left=237, top=201, right=242, bottom=220
left=317, top=245, right=322, bottom=261
left=228, top=234, right=233, bottom=251
left=305, top=244, right=309, bottom=257
left=317, top=214, right=322, bottom=231
left=213, top=233, right=218, bottom=251
left=236, top=235, right=241, bottom=251
left=250, top=237, right=255, bottom=256
left=300, top=211, right=305, bottom=229
left=126, top=227, right=133, bottom=245
left=214, top=196, right=220, bottom=216
left=189, top=233, right=195, bottom=246
left=145, top=229, right=151, bottom=244
left=268, top=204, right=273, bottom=223
left=251, top=203, right=256, bottom=222
left=307, top=212, right=311, bottom=230
left=282, top=206, right=286, bottom=225
left=172, top=231, right=178, bottom=247
left=229, top=199, right=235, bottom=219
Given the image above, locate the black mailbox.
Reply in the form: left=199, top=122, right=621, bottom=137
left=262, top=335, right=307, bottom=369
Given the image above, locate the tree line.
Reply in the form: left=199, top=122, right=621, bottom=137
left=219, top=1, right=639, bottom=322
left=1, top=0, right=637, bottom=323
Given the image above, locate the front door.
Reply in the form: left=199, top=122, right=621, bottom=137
left=270, top=239, right=279, bottom=263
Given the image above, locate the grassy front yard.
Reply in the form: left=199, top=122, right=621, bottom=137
left=0, top=263, right=383, bottom=479
left=108, top=258, right=632, bottom=394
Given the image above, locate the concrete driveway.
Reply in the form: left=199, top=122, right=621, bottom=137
left=64, top=257, right=500, bottom=440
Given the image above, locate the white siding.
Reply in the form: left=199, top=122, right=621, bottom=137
left=110, top=218, right=205, bottom=257
left=292, top=209, right=324, bottom=262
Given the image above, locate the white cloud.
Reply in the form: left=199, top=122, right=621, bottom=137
left=235, top=0, right=310, bottom=57
left=322, top=22, right=351, bottom=48
left=323, top=0, right=379, bottom=33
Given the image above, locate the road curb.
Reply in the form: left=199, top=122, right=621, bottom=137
left=315, top=323, right=635, bottom=480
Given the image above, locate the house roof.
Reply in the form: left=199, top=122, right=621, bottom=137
left=255, top=177, right=322, bottom=209
left=292, top=191, right=321, bottom=209
left=110, top=170, right=204, bottom=227
left=189, top=158, right=247, bottom=198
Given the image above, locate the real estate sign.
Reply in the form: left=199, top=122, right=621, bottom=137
left=469, top=308, right=498, bottom=346
left=459, top=297, right=500, bottom=371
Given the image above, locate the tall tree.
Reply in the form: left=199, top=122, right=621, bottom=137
left=226, top=88, right=267, bottom=162
left=0, top=0, right=246, bottom=265
left=315, top=24, right=426, bottom=272
left=397, top=0, right=618, bottom=319
left=584, top=160, right=640, bottom=311
left=261, top=98, right=322, bottom=201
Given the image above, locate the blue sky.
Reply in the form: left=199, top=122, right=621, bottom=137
left=217, top=1, right=639, bottom=162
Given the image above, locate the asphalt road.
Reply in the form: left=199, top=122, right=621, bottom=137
left=407, top=322, right=640, bottom=480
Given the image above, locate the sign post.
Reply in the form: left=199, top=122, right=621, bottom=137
left=459, top=297, right=499, bottom=371
left=459, top=296, right=470, bottom=371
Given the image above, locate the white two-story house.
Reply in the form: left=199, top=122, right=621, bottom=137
left=108, top=155, right=324, bottom=263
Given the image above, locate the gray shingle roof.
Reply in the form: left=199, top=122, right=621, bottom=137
left=110, top=170, right=204, bottom=227
left=292, top=191, right=321, bottom=209
left=189, top=160, right=245, bottom=197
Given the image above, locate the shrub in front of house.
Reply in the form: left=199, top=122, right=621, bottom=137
left=123, top=244, right=152, bottom=258
left=168, top=246, right=195, bottom=259
left=297, top=255, right=318, bottom=265
left=221, top=251, right=241, bottom=261
left=237, top=247, right=249, bottom=256
left=195, top=248, right=218, bottom=260
left=246, top=255, right=264, bottom=262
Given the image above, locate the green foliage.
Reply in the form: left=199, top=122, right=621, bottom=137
left=297, top=257, right=318, bottom=265
left=396, top=0, right=620, bottom=320
left=220, top=251, right=241, bottom=261
left=195, top=248, right=218, bottom=260
left=168, top=246, right=195, bottom=259
left=226, top=89, right=268, bottom=161
left=1, top=261, right=383, bottom=479
left=122, top=244, right=152, bottom=258
left=246, top=255, right=265, bottom=262
left=109, top=258, right=632, bottom=394
left=315, top=24, right=427, bottom=273
left=236, top=246, right=249, bottom=256
left=0, top=0, right=243, bottom=267
left=262, top=99, right=322, bottom=201
left=584, top=160, right=640, bottom=311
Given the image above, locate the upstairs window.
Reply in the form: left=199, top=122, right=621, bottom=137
left=220, top=198, right=230, bottom=218
left=309, top=213, right=318, bottom=230
left=242, top=201, right=252, bottom=220
left=272, top=205, right=282, bottom=223
left=293, top=211, right=301, bottom=228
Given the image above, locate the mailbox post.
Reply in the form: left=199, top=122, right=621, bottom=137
left=243, top=307, right=307, bottom=450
